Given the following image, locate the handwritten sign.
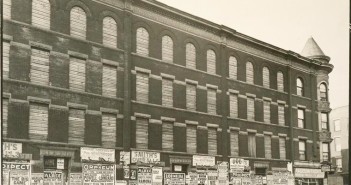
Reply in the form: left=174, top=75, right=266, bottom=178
left=3, top=142, right=22, bottom=158
left=192, top=155, right=215, bottom=166
left=131, top=151, right=160, bottom=164
left=80, top=147, right=115, bottom=162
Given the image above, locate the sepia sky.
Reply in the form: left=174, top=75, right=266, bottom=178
left=158, top=0, right=349, bottom=109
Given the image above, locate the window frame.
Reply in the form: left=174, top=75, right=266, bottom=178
left=246, top=62, right=254, bottom=84
left=102, top=16, right=118, bottom=48
left=185, top=43, right=196, bottom=69
left=321, top=112, right=329, bottom=131
left=32, top=0, right=51, bottom=29
left=70, top=6, right=87, bottom=39
left=322, top=143, right=329, bottom=161
left=262, top=67, right=270, bottom=88
left=277, top=71, right=284, bottom=92
left=296, top=77, right=304, bottom=96
left=334, top=120, right=341, bottom=131
left=161, top=35, right=174, bottom=63
left=136, top=27, right=149, bottom=56
left=299, top=140, right=306, bottom=161
left=297, top=108, right=305, bottom=128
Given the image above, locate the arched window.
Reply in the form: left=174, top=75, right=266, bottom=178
left=262, top=67, right=270, bottom=88
left=246, top=62, right=254, bottom=84
left=162, top=35, right=173, bottom=63
left=320, top=83, right=327, bottom=101
left=207, top=49, right=216, bottom=74
left=277, top=71, right=284, bottom=92
left=186, top=43, right=196, bottom=69
left=136, top=27, right=149, bottom=56
left=70, top=6, right=86, bottom=39
left=297, top=77, right=304, bottom=96
left=32, top=0, right=50, bottom=29
left=229, top=56, right=237, bottom=79
left=3, top=0, right=11, bottom=19
left=103, top=17, right=117, bottom=48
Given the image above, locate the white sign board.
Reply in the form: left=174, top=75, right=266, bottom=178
left=294, top=168, right=324, bottom=178
left=80, top=147, right=115, bottom=162
left=192, top=155, right=215, bottom=166
left=230, top=158, right=249, bottom=172
left=120, top=151, right=130, bottom=165
left=152, top=167, right=163, bottom=185
left=2, top=142, right=22, bottom=158
left=131, top=151, right=160, bottom=164
left=56, top=158, right=64, bottom=170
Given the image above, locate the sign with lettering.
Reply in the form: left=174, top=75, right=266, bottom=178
left=197, top=170, right=207, bottom=184
left=207, top=171, right=217, bottom=185
left=82, top=163, right=115, bottom=185
left=115, top=180, right=127, bottom=185
left=217, top=161, right=228, bottom=185
left=188, top=172, right=198, bottom=185
left=137, top=167, right=152, bottom=185
left=56, top=158, right=64, bottom=170
left=44, top=171, right=62, bottom=185
left=294, top=168, right=324, bottom=178
left=2, top=142, right=22, bottom=158
left=192, top=155, right=215, bottom=166
left=131, top=151, right=160, bottom=164
left=69, top=173, right=82, bottom=185
left=10, top=170, right=30, bottom=185
left=3, top=163, right=30, bottom=170
left=80, top=147, right=115, bottom=162
left=31, top=173, right=44, bottom=185
left=120, top=152, right=130, bottom=165
left=164, top=173, right=186, bottom=185
left=130, top=169, right=137, bottom=180
left=230, top=158, right=249, bottom=172
left=152, top=167, right=163, bottom=185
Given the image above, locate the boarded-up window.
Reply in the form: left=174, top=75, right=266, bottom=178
left=208, top=128, right=217, bottom=155
left=162, top=35, right=173, bottom=63
left=246, top=62, right=254, bottom=84
left=136, top=72, right=149, bottom=103
left=278, top=104, right=285, bottom=126
left=229, top=56, right=237, bottom=79
left=247, top=97, right=255, bottom=121
left=264, top=135, right=272, bottom=159
left=186, top=83, right=196, bottom=111
left=70, top=7, right=86, bottom=39
left=248, top=133, right=256, bottom=157
left=230, top=130, right=239, bottom=156
left=32, top=0, right=50, bottom=29
left=334, top=137, right=341, bottom=152
left=263, top=100, right=270, bottom=123
left=29, top=103, right=48, bottom=140
left=103, top=17, right=117, bottom=48
left=102, top=64, right=117, bottom=97
left=3, top=42, right=10, bottom=79
left=279, top=137, right=286, bottom=159
left=102, top=113, right=117, bottom=147
left=186, top=43, right=196, bottom=69
left=30, top=48, right=50, bottom=85
left=207, top=50, right=216, bottom=74
left=162, top=121, right=173, bottom=151
left=229, top=93, right=238, bottom=118
left=68, top=109, right=85, bottom=144
left=69, top=57, right=86, bottom=91
left=162, top=78, right=173, bottom=107
left=207, top=88, right=217, bottom=114
left=136, top=118, right=148, bottom=149
left=277, top=71, right=284, bottom=92
left=3, top=0, right=11, bottom=19
left=136, top=27, right=149, bottom=56
left=186, top=125, right=197, bottom=153
left=262, top=67, right=270, bottom=88
left=2, top=99, right=9, bottom=138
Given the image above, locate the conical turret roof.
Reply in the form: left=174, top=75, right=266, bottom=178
left=300, top=37, right=326, bottom=57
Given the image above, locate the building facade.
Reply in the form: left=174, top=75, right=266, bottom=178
left=2, top=0, right=334, bottom=184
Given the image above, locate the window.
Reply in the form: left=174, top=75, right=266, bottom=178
left=162, top=121, right=173, bottom=151
left=185, top=43, right=196, bottom=69
left=277, top=71, right=284, bottom=92
left=208, top=128, right=217, bottom=155
left=229, top=56, right=237, bottom=79
left=136, top=27, right=149, bottom=56
left=207, top=88, right=217, bottom=114
left=186, top=83, right=196, bottom=111
left=230, top=130, right=239, bottom=156
left=322, top=143, right=329, bottom=161
left=262, top=67, right=270, bottom=88
left=30, top=48, right=50, bottom=85
left=296, top=78, right=304, bottom=96
left=246, top=62, right=254, bottom=84
left=299, top=140, right=306, bottom=160
left=70, top=7, right=86, bottom=39
left=102, top=64, right=117, bottom=97
left=229, top=93, right=238, bottom=118
left=103, top=17, right=117, bottom=48
left=207, top=49, right=216, bottom=74
left=3, top=42, right=10, bottom=79
left=3, top=0, right=11, bottom=19
left=319, top=83, right=327, bottom=101
left=186, top=125, right=197, bottom=153
left=336, top=159, right=342, bottom=169
left=278, top=104, right=285, bottom=126
left=264, top=135, right=272, bottom=159
left=101, top=113, right=117, bottom=147
left=247, top=97, right=255, bottom=121
left=321, top=113, right=328, bottom=130
left=29, top=103, right=48, bottom=140
left=334, top=137, right=341, bottom=152
left=334, top=120, right=341, bottom=131
left=279, top=137, right=286, bottom=159
left=32, top=0, right=50, bottom=29
left=248, top=133, right=256, bottom=157
left=297, top=108, right=305, bottom=128
left=136, top=118, right=148, bottom=149
left=263, top=100, right=270, bottom=123
left=68, top=109, right=85, bottom=144
left=136, top=72, right=149, bottom=103
left=162, top=78, right=173, bottom=107
left=2, top=99, right=9, bottom=138
left=69, top=57, right=86, bottom=92
left=162, top=35, right=173, bottom=63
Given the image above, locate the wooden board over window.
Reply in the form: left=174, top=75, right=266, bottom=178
left=207, top=50, right=216, bottom=74
left=2, top=99, right=9, bottom=138
left=186, top=125, right=196, bottom=153
left=207, top=88, right=216, bottom=114
left=186, top=83, right=196, bottom=111
left=103, top=17, right=117, bottom=48
left=136, top=118, right=148, bottom=149
left=3, top=0, right=11, bottom=19
left=264, top=135, right=272, bottom=159
left=263, top=100, right=270, bottom=123
left=102, top=113, right=117, bottom=147
left=208, top=128, right=217, bottom=155
left=102, top=64, right=117, bottom=97
left=162, top=78, right=173, bottom=107
left=277, top=71, right=284, bottom=92
left=229, top=93, right=238, bottom=118
left=136, top=72, right=149, bottom=103
left=162, top=35, right=173, bottom=63
left=279, top=137, right=286, bottom=159
left=29, top=103, right=48, bottom=141
left=3, top=42, right=10, bottom=79
left=246, top=62, right=254, bottom=84
left=278, top=104, right=285, bottom=126
left=70, top=6, right=86, bottom=39
left=186, top=43, right=196, bottom=69
left=32, top=0, right=50, bottom=29
left=230, top=130, right=239, bottom=156
left=229, top=56, right=237, bottom=80
left=162, top=121, right=173, bottom=151
left=248, top=133, right=256, bottom=157
left=68, top=109, right=85, bottom=145
left=69, top=57, right=86, bottom=92
left=262, top=67, right=270, bottom=88
left=136, top=27, right=149, bottom=56
left=247, top=97, right=255, bottom=121
left=31, top=48, right=50, bottom=85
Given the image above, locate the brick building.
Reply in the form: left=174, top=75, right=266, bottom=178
left=2, top=0, right=334, bottom=184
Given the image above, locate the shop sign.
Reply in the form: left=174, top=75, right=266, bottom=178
left=69, top=173, right=82, bottom=185
left=3, top=163, right=30, bottom=170
left=170, top=158, right=192, bottom=164
left=80, top=147, right=115, bottom=162
left=10, top=170, right=30, bottom=185
left=197, top=170, right=207, bottom=184
left=115, top=180, right=127, bottom=185
left=193, top=155, right=215, bottom=166
left=82, top=163, right=114, bottom=185
left=272, top=171, right=289, bottom=185
left=131, top=151, right=160, bottom=164
left=188, top=172, right=198, bottom=185
left=44, top=171, right=62, bottom=185
left=164, top=173, right=185, bottom=185
left=56, top=158, right=64, bottom=170
left=3, top=142, right=22, bottom=158
left=31, top=173, right=44, bottom=185
left=137, top=167, right=152, bottom=185
left=207, top=171, right=217, bottom=185
left=321, top=165, right=331, bottom=172
left=229, top=158, right=249, bottom=172
left=120, top=151, right=130, bottom=165
left=294, top=168, right=324, bottom=178
left=152, top=167, right=163, bottom=185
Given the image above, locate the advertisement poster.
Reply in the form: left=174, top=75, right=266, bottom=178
left=115, top=180, right=127, bottom=185
left=131, top=151, right=160, bottom=164
left=193, top=155, right=215, bottom=167
left=44, top=171, right=62, bottom=185
left=120, top=152, right=130, bottom=165
left=123, top=166, right=130, bottom=179
left=197, top=170, right=207, bottom=185
left=152, top=167, right=163, bottom=185
left=81, top=147, right=115, bottom=162
left=217, top=161, right=228, bottom=185
left=231, top=177, right=241, bottom=185
left=82, top=163, right=114, bottom=185
left=9, top=170, right=30, bottom=185
left=137, top=167, right=152, bottom=185
left=241, top=177, right=252, bottom=185
left=229, top=158, right=249, bottom=172
left=130, top=169, right=137, bottom=180
left=188, top=172, right=198, bottom=185
left=69, top=173, right=82, bottom=185
left=31, top=173, right=44, bottom=185
left=164, top=173, right=185, bottom=185
left=207, top=171, right=217, bottom=185
left=254, top=175, right=263, bottom=185
left=3, top=142, right=22, bottom=158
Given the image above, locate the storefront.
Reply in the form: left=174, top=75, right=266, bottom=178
left=294, top=168, right=325, bottom=185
